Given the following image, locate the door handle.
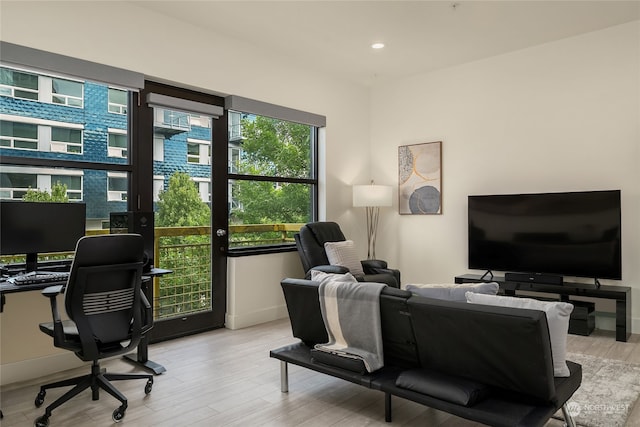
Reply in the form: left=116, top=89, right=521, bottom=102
left=216, top=229, right=227, bottom=237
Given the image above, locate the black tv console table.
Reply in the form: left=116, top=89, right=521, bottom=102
left=454, top=274, right=632, bottom=342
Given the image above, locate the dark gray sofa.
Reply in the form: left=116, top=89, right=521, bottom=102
left=270, top=278, right=581, bottom=426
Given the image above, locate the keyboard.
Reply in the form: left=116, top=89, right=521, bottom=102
left=8, top=271, right=70, bottom=286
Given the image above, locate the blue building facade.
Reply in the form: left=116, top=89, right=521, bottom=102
left=0, top=65, right=213, bottom=226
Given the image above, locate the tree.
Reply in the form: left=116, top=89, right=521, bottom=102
left=22, top=182, right=69, bottom=202
left=231, top=116, right=311, bottom=226
left=156, top=172, right=210, bottom=227
left=154, top=171, right=211, bottom=316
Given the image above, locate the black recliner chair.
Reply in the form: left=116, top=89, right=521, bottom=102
left=294, top=221, right=400, bottom=288
left=34, top=234, right=154, bottom=427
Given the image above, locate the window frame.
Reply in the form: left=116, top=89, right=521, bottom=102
left=226, top=112, right=319, bottom=257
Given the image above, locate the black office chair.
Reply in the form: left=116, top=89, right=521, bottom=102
left=295, top=221, right=401, bottom=288
left=34, top=234, right=154, bottom=427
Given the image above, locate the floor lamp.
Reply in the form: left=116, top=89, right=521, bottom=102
left=353, top=183, right=393, bottom=260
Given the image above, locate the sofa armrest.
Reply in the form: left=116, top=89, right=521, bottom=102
left=307, top=265, right=349, bottom=278
left=362, top=259, right=388, bottom=270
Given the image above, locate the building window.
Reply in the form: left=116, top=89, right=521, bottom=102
left=153, top=175, right=164, bottom=202
left=0, top=62, right=133, bottom=229
left=52, top=174, right=83, bottom=201
left=0, top=167, right=83, bottom=201
left=228, top=113, right=317, bottom=249
left=0, top=171, right=37, bottom=199
left=189, top=114, right=211, bottom=128
left=108, top=88, right=127, bottom=114
left=108, top=129, right=127, bottom=158
left=50, top=126, right=82, bottom=154
left=51, top=78, right=83, bottom=108
left=192, top=177, right=211, bottom=202
left=153, top=136, right=164, bottom=161
left=107, top=172, right=128, bottom=201
left=0, top=120, right=38, bottom=150
left=0, top=67, right=38, bottom=101
left=228, top=146, right=240, bottom=173
left=187, top=138, right=210, bottom=165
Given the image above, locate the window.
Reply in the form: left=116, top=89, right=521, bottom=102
left=0, top=57, right=137, bottom=230
left=51, top=126, right=82, bottom=154
left=51, top=78, right=83, bottom=107
left=153, top=175, right=164, bottom=202
left=108, top=88, right=127, bottom=114
left=0, top=67, right=38, bottom=100
left=0, top=166, right=83, bottom=201
left=107, top=172, right=128, bottom=201
left=0, top=171, right=37, bottom=199
left=0, top=120, right=38, bottom=150
left=108, top=129, right=128, bottom=158
left=187, top=138, right=210, bottom=165
left=229, top=146, right=240, bottom=173
left=189, top=114, right=211, bottom=128
left=52, top=174, right=83, bottom=200
left=227, top=113, right=318, bottom=249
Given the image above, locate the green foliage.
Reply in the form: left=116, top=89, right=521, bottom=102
left=231, top=116, right=312, bottom=227
left=240, top=116, right=311, bottom=178
left=156, top=172, right=210, bottom=227
left=22, top=182, right=69, bottom=202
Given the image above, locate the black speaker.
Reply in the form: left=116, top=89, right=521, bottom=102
left=110, top=211, right=154, bottom=272
left=504, top=272, right=563, bottom=286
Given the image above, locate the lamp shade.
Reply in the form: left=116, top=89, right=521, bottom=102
left=353, top=185, right=392, bottom=207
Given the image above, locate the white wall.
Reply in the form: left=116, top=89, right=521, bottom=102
left=370, top=21, right=639, bottom=319
left=0, top=1, right=370, bottom=385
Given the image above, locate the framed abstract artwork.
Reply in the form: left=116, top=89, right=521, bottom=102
left=398, top=141, right=442, bottom=214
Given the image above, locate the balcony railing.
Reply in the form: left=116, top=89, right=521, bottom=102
left=1, top=223, right=303, bottom=320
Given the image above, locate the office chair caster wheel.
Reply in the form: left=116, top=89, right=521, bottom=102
left=112, top=406, right=126, bottom=423
left=35, top=390, right=46, bottom=407
left=144, top=379, right=153, bottom=394
left=34, top=414, right=50, bottom=427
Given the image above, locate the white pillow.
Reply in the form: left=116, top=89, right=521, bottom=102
left=311, top=270, right=358, bottom=285
left=406, top=282, right=499, bottom=302
left=465, top=293, right=574, bottom=377
left=324, top=240, right=365, bottom=276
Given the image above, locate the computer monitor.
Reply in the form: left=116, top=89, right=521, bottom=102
left=0, top=201, right=86, bottom=273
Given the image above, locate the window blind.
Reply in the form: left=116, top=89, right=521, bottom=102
left=0, top=41, right=144, bottom=90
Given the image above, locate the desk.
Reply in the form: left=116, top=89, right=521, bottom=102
left=0, top=268, right=172, bottom=374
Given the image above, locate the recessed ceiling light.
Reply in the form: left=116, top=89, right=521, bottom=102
left=371, top=42, right=385, bottom=49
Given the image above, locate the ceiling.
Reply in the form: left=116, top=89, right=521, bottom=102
left=131, top=1, right=640, bottom=86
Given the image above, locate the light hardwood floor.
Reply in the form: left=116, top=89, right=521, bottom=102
left=2, top=319, right=640, bottom=427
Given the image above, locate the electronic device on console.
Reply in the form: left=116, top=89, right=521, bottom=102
left=468, top=190, right=622, bottom=286
left=0, top=201, right=86, bottom=281
left=110, top=211, right=154, bottom=273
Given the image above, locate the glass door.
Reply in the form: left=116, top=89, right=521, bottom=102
left=133, top=81, right=227, bottom=342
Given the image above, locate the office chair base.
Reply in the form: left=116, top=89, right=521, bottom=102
left=34, top=360, right=153, bottom=425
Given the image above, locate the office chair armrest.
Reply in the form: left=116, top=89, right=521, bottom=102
left=41, top=284, right=64, bottom=298
left=140, top=289, right=154, bottom=333
left=41, top=285, right=65, bottom=342
left=41, top=285, right=64, bottom=324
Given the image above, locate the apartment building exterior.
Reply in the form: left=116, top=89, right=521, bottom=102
left=0, top=65, right=240, bottom=228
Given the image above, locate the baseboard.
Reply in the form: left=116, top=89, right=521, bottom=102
left=0, top=353, right=85, bottom=387
left=225, top=304, right=288, bottom=330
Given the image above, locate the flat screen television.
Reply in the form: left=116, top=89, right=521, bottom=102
left=468, top=190, right=621, bottom=281
left=0, top=201, right=86, bottom=273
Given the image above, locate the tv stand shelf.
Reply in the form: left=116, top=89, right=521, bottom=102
left=454, top=274, right=631, bottom=342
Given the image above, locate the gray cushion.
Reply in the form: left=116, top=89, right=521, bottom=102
left=324, top=240, right=365, bottom=276
left=405, top=282, right=499, bottom=302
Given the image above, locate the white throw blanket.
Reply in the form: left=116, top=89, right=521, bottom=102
left=314, top=280, right=386, bottom=373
